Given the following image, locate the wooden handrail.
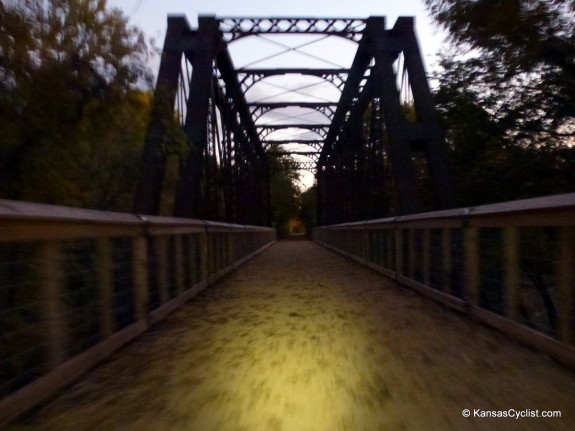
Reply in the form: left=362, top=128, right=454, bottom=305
left=0, top=199, right=275, bottom=425
left=314, top=192, right=575, bottom=369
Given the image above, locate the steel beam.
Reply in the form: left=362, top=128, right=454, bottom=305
left=249, top=102, right=337, bottom=108
left=317, top=30, right=373, bottom=167
left=239, top=69, right=349, bottom=91
left=369, top=20, right=423, bottom=215
left=239, top=68, right=349, bottom=75
left=257, top=124, right=331, bottom=130
left=133, top=16, right=190, bottom=215
left=263, top=140, right=323, bottom=150
left=173, top=16, right=221, bottom=218
left=218, top=17, right=367, bottom=41
left=392, top=17, right=456, bottom=209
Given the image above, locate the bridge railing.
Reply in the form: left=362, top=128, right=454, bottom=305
left=314, top=193, right=575, bottom=367
left=0, top=200, right=275, bottom=424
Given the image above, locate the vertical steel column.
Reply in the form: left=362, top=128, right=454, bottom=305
left=133, top=17, right=189, bottom=215
left=368, top=17, right=423, bottom=215
left=174, top=16, right=221, bottom=218
left=393, top=18, right=456, bottom=210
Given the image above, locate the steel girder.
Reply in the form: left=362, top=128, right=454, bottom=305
left=218, top=17, right=367, bottom=42
left=134, top=15, right=269, bottom=225
left=239, top=69, right=349, bottom=93
left=250, top=102, right=336, bottom=122
left=134, top=15, right=455, bottom=226
left=316, top=16, right=456, bottom=225
left=264, top=140, right=324, bottom=151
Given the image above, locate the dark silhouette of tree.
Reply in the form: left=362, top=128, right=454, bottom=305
left=267, top=148, right=302, bottom=237
left=425, top=0, right=575, bottom=204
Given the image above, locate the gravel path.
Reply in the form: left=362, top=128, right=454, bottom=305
left=10, top=240, right=575, bottom=431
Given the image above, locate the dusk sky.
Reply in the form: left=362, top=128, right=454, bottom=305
left=107, top=0, right=447, bottom=75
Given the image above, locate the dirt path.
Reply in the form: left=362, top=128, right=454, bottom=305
left=10, top=240, right=575, bottom=430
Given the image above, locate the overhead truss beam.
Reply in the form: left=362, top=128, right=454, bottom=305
left=238, top=68, right=350, bottom=91
left=218, top=17, right=367, bottom=41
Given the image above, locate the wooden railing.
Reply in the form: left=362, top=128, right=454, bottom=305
left=314, top=193, right=575, bottom=368
left=0, top=200, right=275, bottom=425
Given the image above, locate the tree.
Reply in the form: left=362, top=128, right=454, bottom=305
left=299, top=185, right=317, bottom=237
left=0, top=0, right=153, bottom=210
left=267, top=148, right=303, bottom=237
left=425, top=0, right=575, bottom=204
left=425, top=0, right=575, bottom=144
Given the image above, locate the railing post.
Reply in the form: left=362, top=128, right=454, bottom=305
left=228, top=229, right=234, bottom=266
left=200, top=228, right=209, bottom=281
left=423, top=228, right=431, bottom=285
left=132, top=236, right=149, bottom=321
left=188, top=235, right=196, bottom=284
left=503, top=227, right=520, bottom=321
left=394, top=228, right=403, bottom=278
left=441, top=228, right=452, bottom=293
left=174, top=235, right=184, bottom=294
left=39, top=241, right=67, bottom=370
left=156, top=236, right=169, bottom=304
left=557, top=226, right=575, bottom=344
left=95, top=238, right=114, bottom=338
left=386, top=229, right=394, bottom=269
left=408, top=229, right=415, bottom=279
left=464, top=225, right=480, bottom=311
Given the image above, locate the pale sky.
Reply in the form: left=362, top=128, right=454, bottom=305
left=108, top=0, right=447, bottom=72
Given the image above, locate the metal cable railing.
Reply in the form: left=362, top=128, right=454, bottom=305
left=314, top=193, right=575, bottom=368
left=0, top=200, right=275, bottom=425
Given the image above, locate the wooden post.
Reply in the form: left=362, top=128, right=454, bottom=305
left=155, top=236, right=169, bottom=304
left=189, top=234, right=199, bottom=285
left=227, top=230, right=234, bottom=266
left=441, top=229, right=452, bottom=294
left=132, top=236, right=149, bottom=321
left=464, top=226, right=480, bottom=311
left=174, top=235, right=185, bottom=294
left=365, top=229, right=371, bottom=262
left=394, top=228, right=403, bottom=278
left=408, top=229, right=416, bottom=279
left=39, top=241, right=67, bottom=370
left=503, top=227, right=521, bottom=321
left=200, top=229, right=209, bottom=280
left=95, top=238, right=114, bottom=339
left=423, top=229, right=431, bottom=285
left=387, top=229, right=394, bottom=269
left=557, top=227, right=575, bottom=344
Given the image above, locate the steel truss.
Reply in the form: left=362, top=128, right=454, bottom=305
left=134, top=15, right=455, bottom=226
left=316, top=16, right=456, bottom=225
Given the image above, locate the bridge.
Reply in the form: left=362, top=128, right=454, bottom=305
left=1, top=14, right=575, bottom=430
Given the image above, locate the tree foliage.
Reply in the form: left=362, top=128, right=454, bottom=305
left=0, top=0, right=152, bottom=210
left=299, top=185, right=317, bottom=236
left=267, top=148, right=303, bottom=237
left=425, top=0, right=575, bottom=204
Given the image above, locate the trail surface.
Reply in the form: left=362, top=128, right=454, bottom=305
left=10, top=240, right=575, bottom=430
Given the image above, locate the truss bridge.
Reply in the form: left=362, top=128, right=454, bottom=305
left=133, top=15, right=456, bottom=225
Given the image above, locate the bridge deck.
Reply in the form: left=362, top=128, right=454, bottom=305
left=11, top=240, right=575, bottom=431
